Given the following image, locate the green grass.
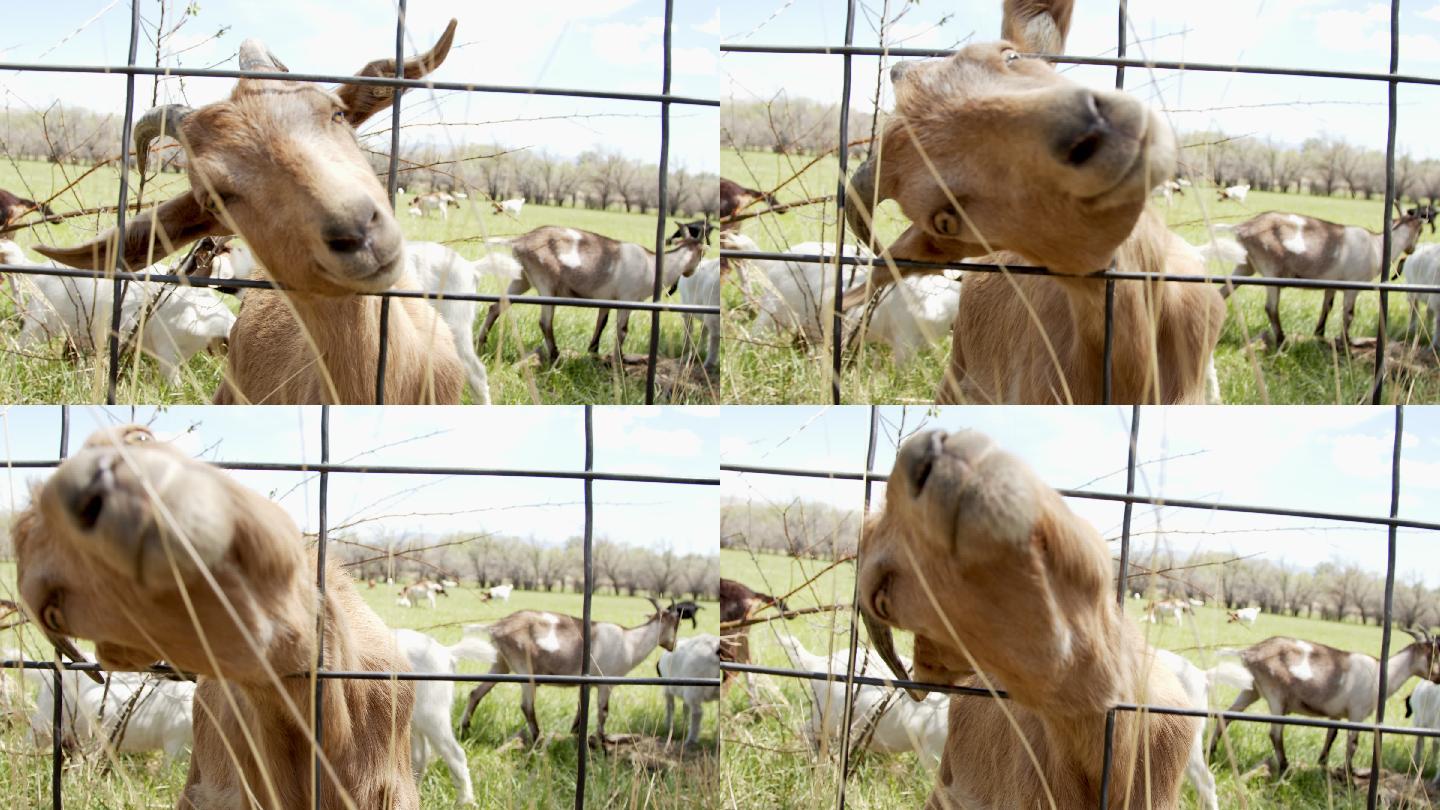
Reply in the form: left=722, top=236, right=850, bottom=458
left=721, top=548, right=1438, bottom=809
left=0, top=560, right=719, bottom=809
left=0, top=157, right=718, bottom=404
left=721, top=148, right=1440, bottom=405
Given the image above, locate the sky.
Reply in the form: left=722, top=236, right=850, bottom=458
left=0, top=0, right=719, bottom=173
left=723, top=0, right=1440, bottom=160
left=0, top=405, right=721, bottom=557
left=720, top=405, right=1440, bottom=588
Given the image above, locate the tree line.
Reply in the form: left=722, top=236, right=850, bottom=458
left=721, top=497, right=1440, bottom=628
left=1, top=104, right=719, bottom=218
left=328, top=530, right=719, bottom=602
left=724, top=97, right=1440, bottom=206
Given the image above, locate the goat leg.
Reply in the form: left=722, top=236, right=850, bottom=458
left=1314, top=289, right=1335, bottom=339
left=457, top=661, right=508, bottom=738
left=1271, top=722, right=1290, bottom=774
left=539, top=304, right=559, bottom=365
left=587, top=309, right=610, bottom=355
left=1265, top=287, right=1286, bottom=348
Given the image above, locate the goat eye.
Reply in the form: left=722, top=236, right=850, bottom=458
left=331, top=109, right=346, bottom=124
left=125, top=428, right=152, bottom=444
left=872, top=580, right=892, bottom=621
left=40, top=600, right=66, bottom=635
left=932, top=210, right=963, bottom=238
left=1003, top=49, right=1020, bottom=64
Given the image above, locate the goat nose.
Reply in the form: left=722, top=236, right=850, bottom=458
left=324, top=205, right=381, bottom=254
left=1057, top=90, right=1109, bottom=168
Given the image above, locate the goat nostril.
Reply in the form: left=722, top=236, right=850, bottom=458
left=76, top=491, right=104, bottom=530
left=1066, top=133, right=1104, bottom=167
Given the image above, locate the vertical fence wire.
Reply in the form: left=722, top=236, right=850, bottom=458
left=1370, top=0, right=1402, bottom=405
left=106, top=0, right=144, bottom=405
left=313, top=405, right=331, bottom=808
left=1098, top=404, right=1142, bottom=807
left=575, top=405, right=596, bottom=808
left=834, top=405, right=881, bottom=810
left=828, top=0, right=859, bottom=405
left=375, top=0, right=408, bottom=405
left=644, top=0, right=676, bottom=405
left=1366, top=404, right=1405, bottom=808
left=1100, top=3, right=1128, bottom=407
left=50, top=406, right=70, bottom=809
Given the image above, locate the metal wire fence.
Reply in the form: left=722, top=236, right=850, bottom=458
left=0, top=0, right=720, bottom=405
left=1, top=404, right=722, bottom=809
left=719, top=404, right=1440, bottom=810
left=719, top=0, right=1440, bottom=405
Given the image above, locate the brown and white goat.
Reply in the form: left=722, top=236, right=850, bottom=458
left=14, top=426, right=416, bottom=809
left=475, top=226, right=704, bottom=364
left=456, top=600, right=680, bottom=743
left=841, top=0, right=1224, bottom=404
left=858, top=428, right=1195, bottom=808
left=719, top=178, right=775, bottom=226
left=1209, top=630, right=1440, bottom=777
left=1217, top=208, right=1430, bottom=346
left=0, top=187, right=54, bottom=230
left=35, top=23, right=465, bottom=404
left=718, top=577, right=787, bottom=699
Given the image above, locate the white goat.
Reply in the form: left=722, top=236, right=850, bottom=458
left=475, top=227, right=704, bottom=364
left=456, top=600, right=680, bottom=742
left=657, top=634, right=721, bottom=746
left=414, top=193, right=452, bottom=220
left=1405, top=679, right=1440, bottom=787
left=483, top=583, right=514, bottom=602
left=678, top=257, right=720, bottom=372
left=495, top=198, right=524, bottom=218
left=1, top=240, right=235, bottom=386
left=774, top=634, right=949, bottom=769
left=1227, top=606, right=1262, bottom=627
left=1154, top=650, right=1220, bottom=810
left=211, top=239, right=520, bottom=404
left=399, top=581, right=445, bottom=609
left=1218, top=184, right=1250, bottom=203
left=393, top=628, right=497, bottom=806
left=19, top=661, right=194, bottom=761
left=723, top=232, right=959, bottom=363
left=1403, top=243, right=1440, bottom=352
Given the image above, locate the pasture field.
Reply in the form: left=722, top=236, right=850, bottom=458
left=0, top=559, right=720, bottom=810
left=0, top=157, right=718, bottom=405
left=721, top=548, right=1438, bottom=809
left=721, top=148, right=1440, bottom=405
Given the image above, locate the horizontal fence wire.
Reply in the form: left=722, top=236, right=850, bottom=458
left=3, top=403, right=719, bottom=810
left=720, top=404, right=1427, bottom=810
left=1, top=0, right=720, bottom=405
left=719, top=0, right=1439, bottom=405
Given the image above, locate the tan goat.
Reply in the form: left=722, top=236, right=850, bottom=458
left=857, top=428, right=1195, bottom=808
left=14, top=426, right=417, bottom=809
left=36, top=23, right=465, bottom=404
left=843, top=0, right=1225, bottom=404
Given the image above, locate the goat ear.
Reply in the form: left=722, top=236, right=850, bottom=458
left=1001, top=0, right=1074, bottom=54
left=34, top=192, right=227, bottom=272
left=338, top=19, right=457, bottom=127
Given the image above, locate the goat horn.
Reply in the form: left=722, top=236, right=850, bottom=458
left=238, top=39, right=289, bottom=73
left=645, top=596, right=662, bottom=614
left=861, top=610, right=926, bottom=702
left=845, top=156, right=884, bottom=253
left=1403, top=626, right=1428, bottom=643
left=133, top=104, right=193, bottom=176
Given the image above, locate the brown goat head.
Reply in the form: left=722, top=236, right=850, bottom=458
left=37, top=20, right=457, bottom=297
left=14, top=425, right=306, bottom=681
left=845, top=6, right=1173, bottom=297
left=857, top=429, right=1113, bottom=710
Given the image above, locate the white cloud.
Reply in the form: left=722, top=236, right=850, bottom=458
left=693, top=10, right=720, bottom=36
left=1423, top=4, right=1440, bottom=22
